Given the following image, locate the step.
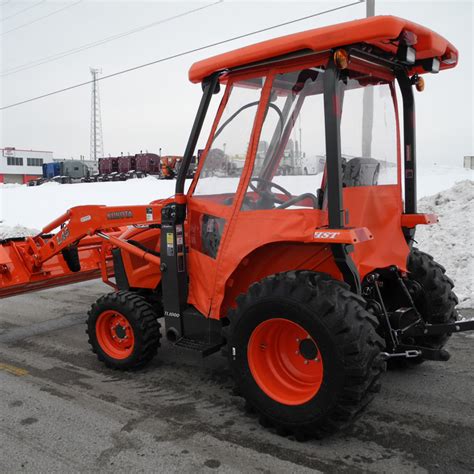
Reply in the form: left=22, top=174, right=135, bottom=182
left=174, top=337, right=223, bottom=357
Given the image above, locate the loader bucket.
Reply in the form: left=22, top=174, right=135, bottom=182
left=0, top=235, right=113, bottom=299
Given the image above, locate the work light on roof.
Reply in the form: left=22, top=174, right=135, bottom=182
left=398, top=45, right=416, bottom=65
left=422, top=57, right=440, bottom=74
left=441, top=51, right=457, bottom=65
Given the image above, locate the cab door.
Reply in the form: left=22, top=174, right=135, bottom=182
left=208, top=66, right=333, bottom=317
left=186, top=74, right=268, bottom=317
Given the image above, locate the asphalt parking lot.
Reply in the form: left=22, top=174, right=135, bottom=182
left=1, top=281, right=473, bottom=473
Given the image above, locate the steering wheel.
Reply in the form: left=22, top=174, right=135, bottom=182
left=249, top=177, right=292, bottom=205
left=249, top=177, right=318, bottom=209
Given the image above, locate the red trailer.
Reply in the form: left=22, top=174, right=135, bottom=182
left=135, top=153, right=161, bottom=174
left=98, top=157, right=119, bottom=175
left=118, top=156, right=132, bottom=173
left=98, top=154, right=160, bottom=180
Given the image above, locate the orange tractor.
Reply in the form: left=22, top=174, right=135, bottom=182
left=160, top=155, right=182, bottom=179
left=1, top=16, right=472, bottom=438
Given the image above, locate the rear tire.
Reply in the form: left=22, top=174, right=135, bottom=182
left=389, top=248, right=458, bottom=369
left=408, top=248, right=458, bottom=345
left=87, top=291, right=161, bottom=370
left=223, top=271, right=385, bottom=439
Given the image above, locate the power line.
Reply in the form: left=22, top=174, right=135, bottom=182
left=1, top=0, right=46, bottom=22
left=0, top=0, right=83, bottom=36
left=0, top=1, right=364, bottom=111
left=1, top=1, right=224, bottom=77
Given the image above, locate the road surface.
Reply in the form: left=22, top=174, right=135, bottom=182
left=0, top=281, right=473, bottom=473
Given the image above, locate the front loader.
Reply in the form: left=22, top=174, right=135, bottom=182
left=1, top=16, right=472, bottom=438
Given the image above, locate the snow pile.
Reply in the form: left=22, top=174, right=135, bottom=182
left=0, top=167, right=472, bottom=307
left=416, top=165, right=473, bottom=198
left=416, top=180, right=473, bottom=308
left=0, top=183, right=22, bottom=189
left=0, top=225, right=38, bottom=240
left=0, top=176, right=179, bottom=229
left=1, top=166, right=471, bottom=230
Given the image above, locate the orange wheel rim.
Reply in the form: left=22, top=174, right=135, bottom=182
left=247, top=318, right=323, bottom=406
left=96, top=310, right=135, bottom=359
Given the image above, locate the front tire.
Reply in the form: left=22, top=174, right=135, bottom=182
left=223, top=271, right=385, bottom=439
left=87, top=291, right=161, bottom=370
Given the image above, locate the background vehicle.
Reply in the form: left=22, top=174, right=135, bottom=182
left=175, top=153, right=199, bottom=179
left=1, top=16, right=471, bottom=439
left=28, top=160, right=93, bottom=185
left=159, top=155, right=182, bottom=179
left=97, top=153, right=158, bottom=181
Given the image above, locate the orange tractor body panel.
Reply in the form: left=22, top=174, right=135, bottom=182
left=189, top=15, right=458, bottom=83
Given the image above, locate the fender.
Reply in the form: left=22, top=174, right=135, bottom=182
left=310, top=227, right=373, bottom=244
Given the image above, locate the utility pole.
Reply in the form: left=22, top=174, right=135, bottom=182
left=362, top=0, right=375, bottom=158
left=90, top=67, right=104, bottom=161
left=298, top=113, right=302, bottom=161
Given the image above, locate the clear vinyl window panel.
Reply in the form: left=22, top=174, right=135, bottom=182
left=340, top=80, right=398, bottom=187
left=243, top=68, right=326, bottom=211
left=193, top=77, right=265, bottom=200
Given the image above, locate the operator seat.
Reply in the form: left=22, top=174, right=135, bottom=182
left=342, top=157, right=380, bottom=187
left=319, top=157, right=381, bottom=209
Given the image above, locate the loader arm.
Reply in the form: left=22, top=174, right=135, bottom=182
left=0, top=202, right=167, bottom=299
left=34, top=204, right=164, bottom=266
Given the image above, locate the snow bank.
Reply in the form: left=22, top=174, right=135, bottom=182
left=0, top=167, right=472, bottom=307
left=416, top=180, right=473, bottom=309
left=1, top=166, right=471, bottom=230
left=0, top=225, right=38, bottom=240
left=0, top=176, right=179, bottom=229
left=416, top=165, right=473, bottom=198
left=363, top=164, right=473, bottom=198
left=0, top=183, right=22, bottom=189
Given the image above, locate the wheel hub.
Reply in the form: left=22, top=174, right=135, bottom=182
left=115, top=325, right=126, bottom=339
left=299, top=338, right=318, bottom=360
left=96, top=310, right=135, bottom=359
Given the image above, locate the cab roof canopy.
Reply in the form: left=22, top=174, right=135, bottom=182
left=189, top=15, right=458, bottom=83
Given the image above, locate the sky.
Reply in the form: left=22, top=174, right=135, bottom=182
left=0, top=0, right=472, bottom=166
